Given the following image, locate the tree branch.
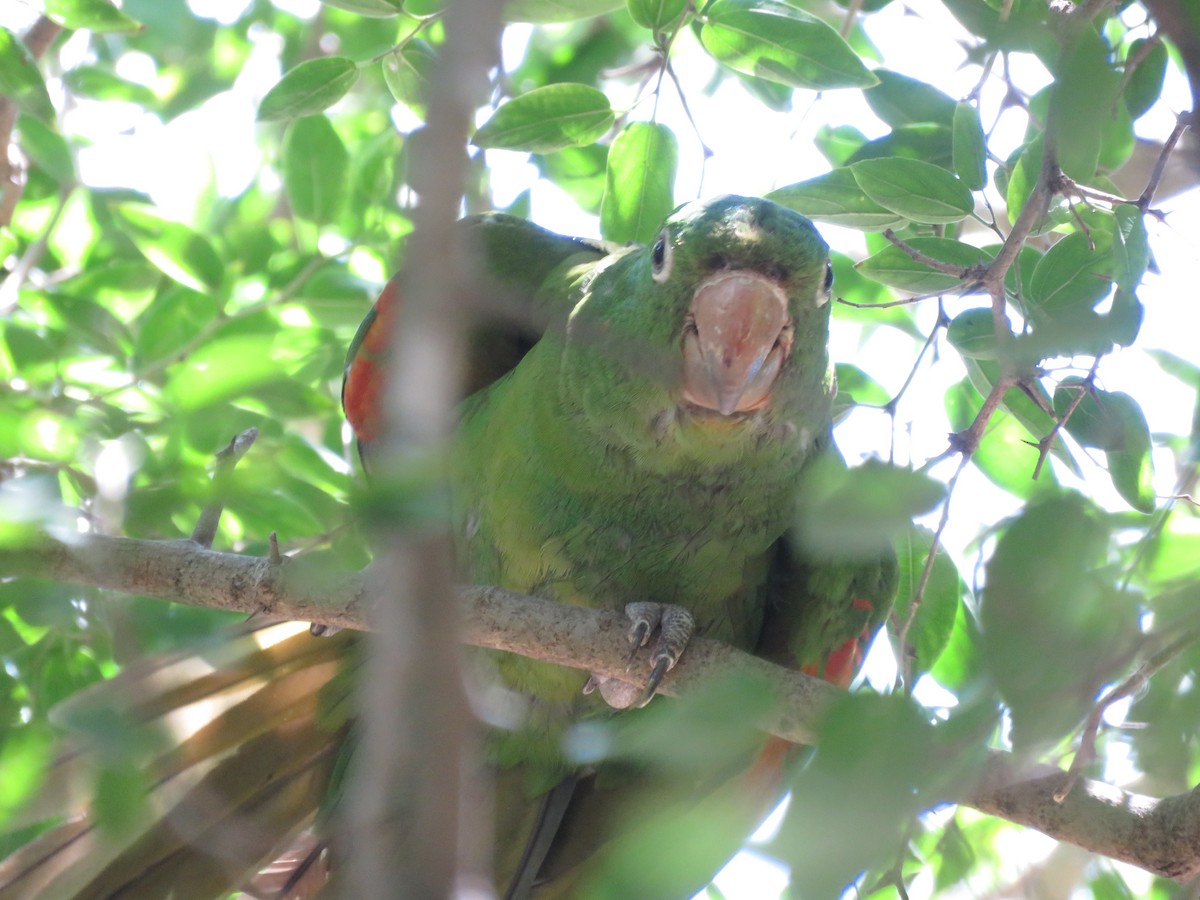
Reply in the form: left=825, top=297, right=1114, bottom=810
left=4, top=532, right=1200, bottom=880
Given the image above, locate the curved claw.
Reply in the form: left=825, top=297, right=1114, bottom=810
left=626, top=621, right=652, bottom=665
left=635, top=656, right=674, bottom=708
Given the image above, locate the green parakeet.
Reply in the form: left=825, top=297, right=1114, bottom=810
left=0, top=195, right=896, bottom=899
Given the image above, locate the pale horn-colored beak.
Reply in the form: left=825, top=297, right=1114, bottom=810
left=681, top=271, right=793, bottom=416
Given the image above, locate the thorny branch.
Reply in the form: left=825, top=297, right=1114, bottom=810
left=4, top=531, right=1200, bottom=881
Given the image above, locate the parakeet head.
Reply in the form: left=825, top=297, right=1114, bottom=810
left=560, top=195, right=835, bottom=458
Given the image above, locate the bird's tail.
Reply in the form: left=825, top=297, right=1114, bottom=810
left=0, top=620, right=354, bottom=900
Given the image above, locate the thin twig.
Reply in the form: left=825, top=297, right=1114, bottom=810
left=949, top=375, right=1018, bottom=457
left=1139, top=114, right=1192, bottom=209
left=896, top=453, right=969, bottom=689
left=883, top=301, right=948, bottom=416
left=0, top=185, right=73, bottom=314
left=882, top=229, right=985, bottom=281
left=1032, top=359, right=1102, bottom=479
left=1055, top=624, right=1200, bottom=803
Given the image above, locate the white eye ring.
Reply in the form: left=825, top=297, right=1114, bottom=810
left=650, top=229, right=673, bottom=283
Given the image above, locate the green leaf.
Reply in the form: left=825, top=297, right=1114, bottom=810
left=945, top=378, right=1057, bottom=500
left=847, top=123, right=954, bottom=168
left=1048, top=28, right=1122, bottom=181
left=1004, top=137, right=1042, bottom=223
left=404, top=0, right=444, bottom=16
left=0, top=27, right=55, bottom=123
left=165, top=334, right=291, bottom=410
left=864, top=69, right=957, bottom=127
left=893, top=525, right=963, bottom=677
left=833, top=363, right=890, bottom=406
left=1053, top=377, right=1119, bottom=450
left=1106, top=286, right=1142, bottom=348
left=1124, top=38, right=1168, bottom=120
left=1111, top=203, right=1149, bottom=292
left=928, top=598, right=984, bottom=692
left=813, top=124, right=868, bottom=167
left=627, top=0, right=688, bottom=32
left=773, top=693, right=967, bottom=899
left=600, top=122, right=677, bottom=244
left=113, top=205, right=224, bottom=293
left=1027, top=232, right=1112, bottom=314
left=699, top=0, right=877, bottom=91
left=62, top=65, right=156, bottom=104
left=16, top=114, right=74, bottom=184
left=133, top=285, right=220, bottom=370
left=946, top=307, right=1000, bottom=360
left=1055, top=383, right=1148, bottom=493
left=282, top=115, right=349, bottom=225
left=952, top=102, right=986, bottom=191
left=1103, top=393, right=1155, bottom=512
left=317, top=0, right=405, bottom=14
left=795, top=458, right=946, bottom=558
left=767, top=168, right=906, bottom=231
left=857, top=237, right=988, bottom=292
left=472, top=83, right=614, bottom=153
left=981, top=493, right=1136, bottom=750
left=850, top=158, right=974, bottom=225
left=382, top=39, right=436, bottom=111
left=258, top=57, right=360, bottom=122
left=505, top=0, right=624, bottom=21
left=44, top=0, right=142, bottom=33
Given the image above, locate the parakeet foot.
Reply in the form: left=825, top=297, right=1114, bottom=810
left=624, top=601, right=695, bottom=706
left=581, top=603, right=696, bottom=709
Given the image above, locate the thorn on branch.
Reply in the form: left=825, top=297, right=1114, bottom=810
left=190, top=427, right=260, bottom=548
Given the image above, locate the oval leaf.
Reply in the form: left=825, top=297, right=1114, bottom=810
left=317, top=0, right=405, bottom=17
left=767, top=169, right=906, bottom=231
left=1124, top=38, right=1168, bottom=120
left=16, top=114, right=75, bottom=184
left=0, top=27, right=55, bottom=123
left=283, top=115, right=349, bottom=225
left=1027, top=232, right=1112, bottom=314
left=113, top=205, right=224, bottom=292
left=865, top=70, right=957, bottom=127
left=850, top=158, right=974, bottom=225
left=952, top=102, right=986, bottom=191
left=62, top=65, right=156, bottom=104
left=857, top=237, right=989, bottom=292
left=1112, top=203, right=1149, bottom=292
left=505, top=0, right=623, bottom=21
left=382, top=40, right=436, bottom=111
left=627, top=0, right=688, bottom=31
left=258, top=57, right=360, bottom=122
left=894, top=525, right=964, bottom=677
left=946, top=307, right=1000, bottom=360
left=473, top=83, right=614, bottom=153
left=44, top=0, right=142, bottom=33
left=982, top=493, right=1134, bottom=750
left=600, top=122, right=678, bottom=244
left=699, top=0, right=877, bottom=91
left=1047, top=28, right=1121, bottom=181
left=1053, top=377, right=1118, bottom=450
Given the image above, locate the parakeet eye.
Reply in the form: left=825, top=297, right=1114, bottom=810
left=650, top=229, right=673, bottom=282
left=818, top=260, right=833, bottom=306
